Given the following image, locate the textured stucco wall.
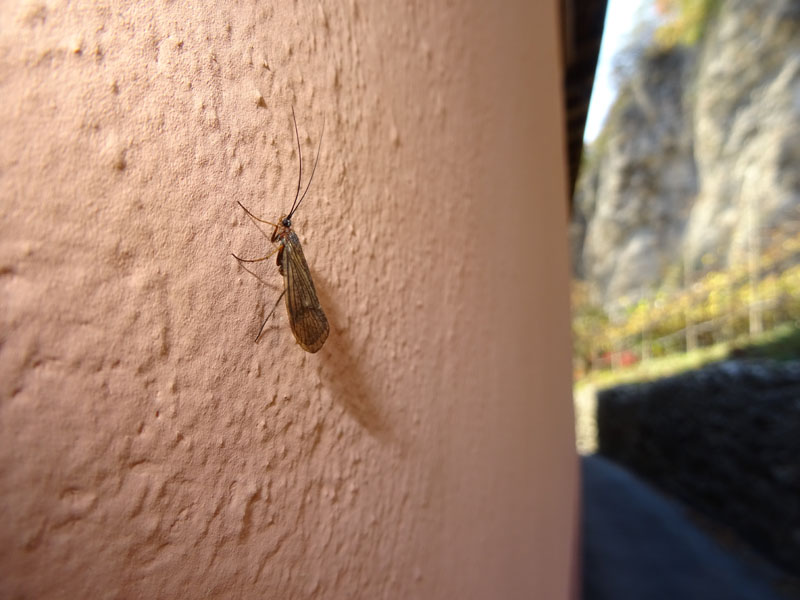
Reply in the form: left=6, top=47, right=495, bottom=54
left=0, top=1, right=578, bottom=598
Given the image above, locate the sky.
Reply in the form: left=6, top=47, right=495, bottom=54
left=583, top=0, right=657, bottom=142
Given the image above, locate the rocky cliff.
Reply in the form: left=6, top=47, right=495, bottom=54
left=572, top=0, right=800, bottom=308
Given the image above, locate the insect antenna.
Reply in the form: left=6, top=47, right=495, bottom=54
left=287, top=112, right=325, bottom=221
left=287, top=106, right=303, bottom=219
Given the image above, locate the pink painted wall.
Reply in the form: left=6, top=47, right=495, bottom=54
left=0, top=1, right=578, bottom=598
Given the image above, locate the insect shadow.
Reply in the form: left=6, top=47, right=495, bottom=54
left=313, top=273, right=394, bottom=442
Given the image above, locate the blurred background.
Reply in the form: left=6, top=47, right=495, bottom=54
left=570, top=0, right=799, bottom=598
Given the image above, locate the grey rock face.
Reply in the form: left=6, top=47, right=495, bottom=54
left=573, top=0, right=800, bottom=307
left=686, top=0, right=800, bottom=272
left=574, top=48, right=697, bottom=305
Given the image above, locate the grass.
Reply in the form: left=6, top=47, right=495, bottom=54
left=575, top=322, right=800, bottom=392
left=572, top=322, right=800, bottom=454
left=730, top=323, right=800, bottom=361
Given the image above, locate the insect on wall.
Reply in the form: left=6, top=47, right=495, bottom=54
left=232, top=108, right=329, bottom=353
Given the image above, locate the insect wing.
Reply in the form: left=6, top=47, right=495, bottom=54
left=282, top=230, right=329, bottom=353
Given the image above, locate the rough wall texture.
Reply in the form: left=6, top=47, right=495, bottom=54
left=0, top=1, right=577, bottom=598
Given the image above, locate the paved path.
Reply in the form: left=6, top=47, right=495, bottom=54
left=582, top=455, right=788, bottom=600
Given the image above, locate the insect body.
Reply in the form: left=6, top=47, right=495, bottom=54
left=271, top=215, right=329, bottom=352
left=233, top=109, right=329, bottom=353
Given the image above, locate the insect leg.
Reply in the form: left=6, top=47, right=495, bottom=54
left=231, top=256, right=273, bottom=287
left=231, top=245, right=280, bottom=263
left=237, top=201, right=279, bottom=227
left=255, top=289, right=286, bottom=343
